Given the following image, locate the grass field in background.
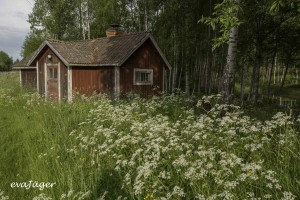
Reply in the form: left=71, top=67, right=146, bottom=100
left=0, top=72, right=299, bottom=200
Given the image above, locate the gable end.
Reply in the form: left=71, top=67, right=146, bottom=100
left=118, top=34, right=172, bottom=70
left=28, top=41, right=70, bottom=67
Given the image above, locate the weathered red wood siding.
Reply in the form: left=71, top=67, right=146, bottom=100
left=72, top=66, right=114, bottom=96
left=21, top=69, right=37, bottom=87
left=37, top=47, right=68, bottom=99
left=120, top=39, right=166, bottom=96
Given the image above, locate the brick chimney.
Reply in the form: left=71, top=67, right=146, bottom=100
left=106, top=24, right=123, bottom=38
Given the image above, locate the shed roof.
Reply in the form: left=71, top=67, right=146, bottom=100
left=20, top=32, right=171, bottom=69
left=12, top=50, right=38, bottom=69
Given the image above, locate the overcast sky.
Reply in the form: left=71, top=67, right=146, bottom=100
left=0, top=0, right=33, bottom=60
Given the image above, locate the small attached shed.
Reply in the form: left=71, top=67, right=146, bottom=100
left=15, top=29, right=171, bottom=101
left=13, top=51, right=37, bottom=88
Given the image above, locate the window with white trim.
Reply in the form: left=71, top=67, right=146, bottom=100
left=134, top=68, right=153, bottom=85
left=48, top=68, right=58, bottom=80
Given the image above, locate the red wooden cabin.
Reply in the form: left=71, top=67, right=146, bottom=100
left=13, top=26, right=171, bottom=101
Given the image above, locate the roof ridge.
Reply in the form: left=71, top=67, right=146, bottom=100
left=46, top=38, right=62, bottom=43
left=47, top=32, right=150, bottom=43
left=110, top=31, right=150, bottom=38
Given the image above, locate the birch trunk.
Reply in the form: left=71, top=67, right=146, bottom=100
left=240, top=65, right=248, bottom=105
left=250, top=56, right=261, bottom=102
left=273, top=59, right=276, bottom=84
left=185, top=65, right=190, bottom=95
left=250, top=14, right=264, bottom=102
left=222, top=26, right=238, bottom=104
left=250, top=35, right=263, bottom=102
left=144, top=0, right=148, bottom=31
left=267, top=51, right=276, bottom=98
left=171, top=66, right=177, bottom=92
left=296, top=69, right=298, bottom=85
left=280, top=62, right=290, bottom=92
left=171, top=47, right=178, bottom=92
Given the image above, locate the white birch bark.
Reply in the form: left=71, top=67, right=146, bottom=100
left=185, top=65, right=190, bottom=95
left=222, top=26, right=238, bottom=104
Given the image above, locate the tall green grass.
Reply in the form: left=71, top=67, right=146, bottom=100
left=0, top=72, right=96, bottom=199
left=0, top=72, right=299, bottom=199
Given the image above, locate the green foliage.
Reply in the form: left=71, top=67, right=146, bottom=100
left=0, top=51, right=13, bottom=71
left=200, top=0, right=242, bottom=50
left=28, top=0, right=81, bottom=40
left=89, top=0, right=123, bottom=38
left=21, top=30, right=44, bottom=57
left=27, top=0, right=128, bottom=40
left=269, top=0, right=300, bottom=13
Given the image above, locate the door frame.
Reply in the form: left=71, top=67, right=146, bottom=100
left=44, top=62, right=61, bottom=101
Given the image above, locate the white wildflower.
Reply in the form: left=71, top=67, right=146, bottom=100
left=281, top=192, right=296, bottom=200
left=32, top=193, right=52, bottom=200
left=264, top=194, right=272, bottom=199
left=172, top=186, right=185, bottom=197
left=0, top=190, right=9, bottom=200
left=97, top=191, right=108, bottom=200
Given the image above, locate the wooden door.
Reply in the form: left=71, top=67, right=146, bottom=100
left=47, top=66, right=59, bottom=100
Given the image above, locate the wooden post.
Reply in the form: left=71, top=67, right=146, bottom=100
left=44, top=63, right=47, bottom=99
left=58, top=62, right=61, bottom=102
left=19, top=70, right=22, bottom=87
left=68, top=66, right=72, bottom=102
left=37, top=61, right=39, bottom=93
left=114, top=66, right=120, bottom=99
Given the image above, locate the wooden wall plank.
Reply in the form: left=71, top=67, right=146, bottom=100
left=21, top=69, right=37, bottom=88
left=72, top=66, right=113, bottom=96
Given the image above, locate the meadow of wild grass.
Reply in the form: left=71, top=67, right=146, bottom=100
left=0, top=72, right=300, bottom=200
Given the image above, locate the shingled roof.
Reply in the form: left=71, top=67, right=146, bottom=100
left=22, top=32, right=171, bottom=69
left=12, top=50, right=38, bottom=69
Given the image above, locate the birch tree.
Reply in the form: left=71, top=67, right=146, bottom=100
left=201, top=0, right=241, bottom=104
left=80, top=0, right=91, bottom=40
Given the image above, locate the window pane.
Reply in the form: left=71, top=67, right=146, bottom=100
left=48, top=68, right=58, bottom=79
left=135, top=70, right=152, bottom=84
left=49, top=68, right=52, bottom=79
left=145, top=73, right=150, bottom=82
left=141, top=73, right=145, bottom=81
left=53, top=68, right=57, bottom=79
left=136, top=71, right=141, bottom=82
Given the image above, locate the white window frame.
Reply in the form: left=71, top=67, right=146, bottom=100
left=133, top=68, right=153, bottom=85
left=48, top=67, right=58, bottom=80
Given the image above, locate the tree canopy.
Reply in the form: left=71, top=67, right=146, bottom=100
left=0, top=51, right=13, bottom=71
